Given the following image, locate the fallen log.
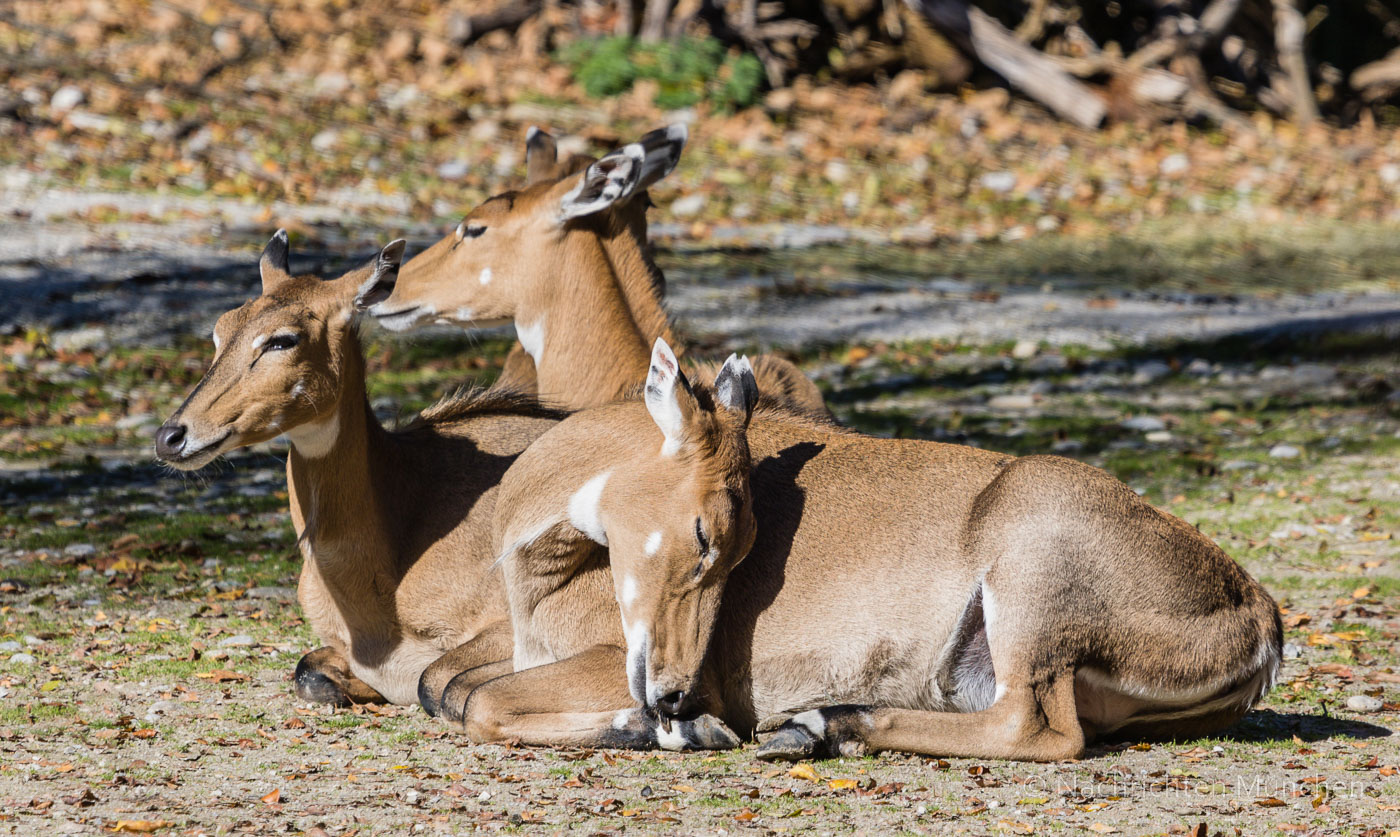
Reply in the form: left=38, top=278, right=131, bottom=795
left=908, top=0, right=1105, bottom=128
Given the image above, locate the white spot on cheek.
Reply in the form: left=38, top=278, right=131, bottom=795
left=644, top=531, right=662, bottom=556
left=567, top=470, right=610, bottom=546
left=516, top=317, right=546, bottom=362
left=620, top=575, right=638, bottom=607
left=478, top=266, right=493, bottom=285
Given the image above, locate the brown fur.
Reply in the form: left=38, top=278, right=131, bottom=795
left=438, top=341, right=1282, bottom=760
left=366, top=126, right=828, bottom=416
left=153, top=238, right=564, bottom=707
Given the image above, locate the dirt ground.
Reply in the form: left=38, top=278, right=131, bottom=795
left=2, top=203, right=1400, bottom=835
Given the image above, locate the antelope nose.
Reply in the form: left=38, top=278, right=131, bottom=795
left=655, top=690, right=691, bottom=718
left=154, top=423, right=187, bottom=458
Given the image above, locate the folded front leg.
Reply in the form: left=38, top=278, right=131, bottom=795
left=452, top=644, right=740, bottom=750
left=293, top=646, right=387, bottom=706
left=417, top=621, right=516, bottom=717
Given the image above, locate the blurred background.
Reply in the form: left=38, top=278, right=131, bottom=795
left=1, top=2, right=1399, bottom=831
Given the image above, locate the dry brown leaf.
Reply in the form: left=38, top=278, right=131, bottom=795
left=788, top=763, right=820, bottom=782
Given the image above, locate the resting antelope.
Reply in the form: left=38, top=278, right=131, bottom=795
left=361, top=125, right=828, bottom=415
left=445, top=338, right=1282, bottom=760
left=153, top=232, right=563, bottom=707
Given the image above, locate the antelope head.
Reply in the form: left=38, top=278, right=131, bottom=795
left=364, top=124, right=686, bottom=334
left=600, top=338, right=758, bottom=722
left=153, top=231, right=405, bottom=469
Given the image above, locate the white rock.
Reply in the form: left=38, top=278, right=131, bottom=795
left=1282, top=642, right=1303, bottom=660
left=1131, top=360, right=1172, bottom=383
left=1159, top=153, right=1189, bottom=175
left=1145, top=430, right=1174, bottom=444
left=1011, top=339, right=1039, bottom=359
left=0, top=641, right=20, bottom=653
left=669, top=194, right=707, bottom=218
left=50, top=85, right=85, bottom=112
left=979, top=171, right=1016, bottom=194
left=64, top=543, right=97, bottom=557
left=824, top=160, right=850, bottom=184
left=311, top=129, right=340, bottom=152
left=988, top=394, right=1035, bottom=409
left=1121, top=416, right=1166, bottom=432
left=219, top=634, right=256, bottom=647
left=1269, top=444, right=1301, bottom=460
left=9, top=653, right=35, bottom=665
left=1346, top=694, right=1383, bottom=713
left=436, top=160, right=469, bottom=180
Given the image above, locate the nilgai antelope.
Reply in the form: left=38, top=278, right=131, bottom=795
left=446, top=339, right=1282, bottom=760
left=363, top=125, right=828, bottom=415
left=153, top=232, right=564, bottom=707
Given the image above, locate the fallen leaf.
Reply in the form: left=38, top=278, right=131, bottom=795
left=1256, top=797, right=1287, bottom=807
left=994, top=820, right=1034, bottom=834
left=108, top=822, right=171, bottom=834
left=260, top=789, right=281, bottom=804
left=788, top=763, right=820, bottom=782
left=195, top=669, right=249, bottom=683
left=828, top=779, right=858, bottom=790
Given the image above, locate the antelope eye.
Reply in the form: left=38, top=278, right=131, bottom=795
left=265, top=334, right=299, bottom=351
left=694, top=517, right=709, bottom=556
left=455, top=221, right=487, bottom=241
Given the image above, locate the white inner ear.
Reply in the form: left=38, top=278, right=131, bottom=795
left=644, top=342, right=685, bottom=456
left=557, top=147, right=644, bottom=221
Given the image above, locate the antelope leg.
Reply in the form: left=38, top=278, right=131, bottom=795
left=447, top=644, right=740, bottom=750
left=293, top=646, right=387, bottom=706
left=418, top=621, right=517, bottom=717
left=757, top=675, right=1084, bottom=762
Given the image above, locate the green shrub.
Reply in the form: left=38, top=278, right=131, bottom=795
left=557, top=36, right=764, bottom=111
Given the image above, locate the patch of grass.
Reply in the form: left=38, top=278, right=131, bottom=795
left=557, top=36, right=764, bottom=111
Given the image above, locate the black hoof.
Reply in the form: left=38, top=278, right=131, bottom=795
left=417, top=672, right=442, bottom=718
left=755, top=724, right=822, bottom=761
left=293, top=654, right=350, bottom=706
left=684, top=715, right=742, bottom=750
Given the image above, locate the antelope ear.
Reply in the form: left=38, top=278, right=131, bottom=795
left=557, top=124, right=688, bottom=222
left=525, top=126, right=559, bottom=184
left=714, top=354, right=758, bottom=426
left=259, top=229, right=290, bottom=293
left=644, top=337, right=696, bottom=456
left=353, top=239, right=406, bottom=310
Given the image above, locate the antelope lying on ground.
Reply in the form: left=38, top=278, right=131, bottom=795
left=363, top=125, right=827, bottom=415
left=448, top=338, right=1282, bottom=760
left=153, top=232, right=564, bottom=706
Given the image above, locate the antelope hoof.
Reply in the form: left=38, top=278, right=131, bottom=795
left=755, top=723, right=822, bottom=761
left=680, top=714, right=742, bottom=750
left=293, top=653, right=350, bottom=706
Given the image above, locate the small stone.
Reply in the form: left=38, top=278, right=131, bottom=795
left=1145, top=430, right=1174, bottom=444
left=247, top=586, right=296, bottom=600
left=669, top=194, right=706, bottom=218
left=1269, top=444, right=1301, bottom=460
left=64, top=543, right=97, bottom=557
left=311, top=129, right=339, bottom=152
left=1159, top=153, right=1189, bottom=175
left=1346, top=694, right=1383, bottom=713
left=979, top=171, right=1016, bottom=194
left=0, top=641, right=20, bottom=653
left=146, top=700, right=178, bottom=721
left=1185, top=358, right=1213, bottom=376
left=824, top=160, right=850, bottom=184
left=1220, top=459, right=1259, bottom=472
left=1051, top=439, right=1083, bottom=454
left=50, top=85, right=85, bottom=112
left=51, top=327, right=108, bottom=352
left=9, top=653, right=35, bottom=665
left=436, top=159, right=469, bottom=180
left=1011, top=339, right=1038, bottom=360
left=1282, top=642, right=1303, bottom=660
left=1121, top=416, right=1166, bottom=432
left=1131, top=361, right=1172, bottom=384
left=987, top=394, right=1035, bottom=409
left=219, top=634, right=255, bottom=647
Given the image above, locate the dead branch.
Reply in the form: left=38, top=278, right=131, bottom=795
left=1271, top=0, right=1318, bottom=124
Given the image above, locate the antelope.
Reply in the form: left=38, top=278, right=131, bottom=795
left=361, top=125, right=828, bottom=415
left=153, top=232, right=565, bottom=707
left=437, top=338, right=1282, bottom=760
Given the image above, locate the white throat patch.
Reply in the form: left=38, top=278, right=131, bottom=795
left=516, top=317, right=546, bottom=362
left=284, top=410, right=341, bottom=459
left=567, top=470, right=611, bottom=546
left=478, top=266, right=493, bottom=285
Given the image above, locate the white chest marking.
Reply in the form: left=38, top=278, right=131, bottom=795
left=567, top=470, right=610, bottom=546
left=644, top=531, right=663, bottom=556
left=284, top=411, right=340, bottom=459
left=516, top=317, right=546, bottom=362
left=478, top=266, right=493, bottom=285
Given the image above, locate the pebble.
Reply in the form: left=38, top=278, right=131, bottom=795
left=979, top=171, right=1016, bottom=194
left=1131, top=360, right=1172, bottom=383
left=987, top=394, right=1035, bottom=409
left=1121, top=416, right=1166, bottom=432
left=1269, top=444, right=1301, bottom=459
left=64, top=543, right=96, bottom=557
left=146, top=699, right=178, bottom=721
left=9, top=653, right=35, bottom=665
left=1159, top=152, right=1189, bottom=175
left=669, top=194, right=707, bottom=218
left=1346, top=694, right=1383, bottom=713
left=50, top=85, right=85, bottom=112
left=0, top=641, right=20, bottom=653
left=1282, top=642, right=1303, bottom=660
left=436, top=160, right=469, bottom=180
left=1011, top=339, right=1039, bottom=359
left=1220, top=460, right=1259, bottom=472
left=219, top=634, right=256, bottom=647
left=1145, top=430, right=1174, bottom=444
left=247, top=586, right=296, bottom=600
